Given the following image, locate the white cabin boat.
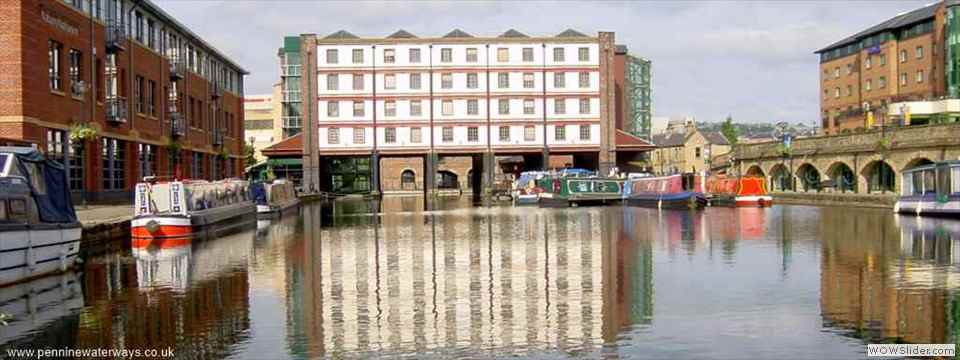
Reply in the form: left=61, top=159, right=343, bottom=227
left=0, top=147, right=82, bottom=287
left=250, top=180, right=299, bottom=218
left=895, top=161, right=960, bottom=217
left=131, top=178, right=255, bottom=246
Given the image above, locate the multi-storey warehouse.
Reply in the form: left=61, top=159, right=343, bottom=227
left=0, top=0, right=247, bottom=201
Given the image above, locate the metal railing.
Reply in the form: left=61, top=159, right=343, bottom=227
left=210, top=82, right=222, bottom=99
left=168, top=55, right=185, bottom=80
left=105, top=97, right=127, bottom=123
left=105, top=20, right=125, bottom=53
left=169, top=114, right=185, bottom=137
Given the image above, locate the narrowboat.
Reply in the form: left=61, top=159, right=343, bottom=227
left=250, top=179, right=299, bottom=218
left=537, top=171, right=624, bottom=207
left=511, top=171, right=545, bottom=205
left=0, top=147, right=82, bottom=287
left=131, top=178, right=255, bottom=246
left=623, top=173, right=707, bottom=210
left=895, top=161, right=960, bottom=217
left=705, top=175, right=772, bottom=207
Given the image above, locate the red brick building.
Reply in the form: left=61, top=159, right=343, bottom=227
left=0, top=0, right=247, bottom=201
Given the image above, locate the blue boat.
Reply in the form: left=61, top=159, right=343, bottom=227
left=895, top=161, right=960, bottom=217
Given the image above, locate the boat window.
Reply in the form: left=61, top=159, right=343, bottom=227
left=0, top=155, right=8, bottom=176
left=902, top=172, right=914, bottom=195
left=953, top=168, right=960, bottom=194
left=9, top=198, right=27, bottom=222
left=922, top=169, right=936, bottom=194
left=0, top=200, right=7, bottom=221
left=938, top=166, right=951, bottom=196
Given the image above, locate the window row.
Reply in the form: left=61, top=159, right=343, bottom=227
left=324, top=46, right=592, bottom=65
left=325, top=125, right=592, bottom=144
left=324, top=98, right=593, bottom=117
left=825, top=45, right=928, bottom=81
left=826, top=69, right=927, bottom=98
left=325, top=72, right=593, bottom=91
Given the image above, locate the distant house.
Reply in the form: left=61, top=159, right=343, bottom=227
left=649, top=121, right=730, bottom=175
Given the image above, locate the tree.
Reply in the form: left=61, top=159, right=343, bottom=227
left=243, top=143, right=257, bottom=168
left=721, top=115, right=739, bottom=146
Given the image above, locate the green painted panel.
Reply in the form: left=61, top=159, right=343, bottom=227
left=284, top=36, right=301, bottom=53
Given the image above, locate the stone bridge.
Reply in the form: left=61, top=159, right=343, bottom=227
left=720, top=123, right=960, bottom=194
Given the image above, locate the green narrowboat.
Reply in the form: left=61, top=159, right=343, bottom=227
left=537, top=172, right=624, bottom=207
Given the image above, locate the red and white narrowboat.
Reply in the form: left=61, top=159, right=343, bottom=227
left=705, top=175, right=772, bottom=207
left=131, top=178, right=255, bottom=247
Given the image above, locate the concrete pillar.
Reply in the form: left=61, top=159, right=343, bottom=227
left=483, top=151, right=495, bottom=197
left=424, top=152, right=437, bottom=196
left=370, top=152, right=381, bottom=196
left=542, top=148, right=550, bottom=171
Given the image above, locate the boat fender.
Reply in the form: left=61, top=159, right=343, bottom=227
left=145, top=220, right=160, bottom=234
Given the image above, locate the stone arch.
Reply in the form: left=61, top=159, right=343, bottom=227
left=769, top=163, right=793, bottom=192
left=745, top=165, right=765, bottom=177
left=860, top=160, right=896, bottom=193
left=400, top=169, right=417, bottom=190
left=902, top=157, right=935, bottom=171
left=437, top=170, right=459, bottom=189
left=825, top=161, right=856, bottom=193
left=796, top=163, right=822, bottom=192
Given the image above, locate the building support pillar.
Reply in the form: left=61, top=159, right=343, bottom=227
left=424, top=152, right=437, bottom=197
left=370, top=151, right=381, bottom=197
left=542, top=148, right=551, bottom=171
left=483, top=151, right=495, bottom=198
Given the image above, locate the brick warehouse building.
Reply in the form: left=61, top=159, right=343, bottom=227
left=0, top=0, right=247, bottom=201
left=815, top=0, right=960, bottom=135
left=278, top=29, right=653, bottom=195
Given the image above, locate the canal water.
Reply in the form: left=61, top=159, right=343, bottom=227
left=1, top=198, right=958, bottom=358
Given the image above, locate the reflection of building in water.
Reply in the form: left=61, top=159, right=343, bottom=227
left=286, top=206, right=655, bottom=357
left=73, top=231, right=253, bottom=357
left=820, top=209, right=955, bottom=345
left=0, top=272, right=83, bottom=347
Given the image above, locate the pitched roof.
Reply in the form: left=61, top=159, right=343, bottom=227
left=443, top=29, right=473, bottom=38
left=499, top=29, right=529, bottom=38
left=387, top=29, right=417, bottom=39
left=556, top=28, right=588, bottom=38
left=702, top=131, right=731, bottom=145
left=815, top=2, right=938, bottom=53
left=324, top=30, right=359, bottom=40
left=615, top=130, right=654, bottom=150
left=261, top=133, right=303, bottom=157
left=651, top=132, right=687, bottom=147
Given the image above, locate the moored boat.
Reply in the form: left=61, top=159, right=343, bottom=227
left=131, top=178, right=255, bottom=246
left=250, top=179, right=299, bottom=218
left=0, top=147, right=82, bottom=287
left=895, top=161, right=960, bottom=217
left=511, top=171, right=545, bottom=205
left=623, top=173, right=707, bottom=210
left=705, top=175, right=772, bottom=207
left=537, top=170, right=623, bottom=207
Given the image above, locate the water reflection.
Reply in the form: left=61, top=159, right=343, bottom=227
left=0, top=271, right=83, bottom=347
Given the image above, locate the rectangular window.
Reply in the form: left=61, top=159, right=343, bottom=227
left=900, top=72, right=907, bottom=86
left=384, top=128, right=396, bottom=143
left=879, top=76, right=887, bottom=88
left=498, top=99, right=509, bottom=115
left=328, top=127, right=340, bottom=144
left=352, top=49, right=363, bottom=63
left=352, top=74, right=363, bottom=90
left=135, top=11, right=143, bottom=42
left=49, top=40, right=62, bottom=91
left=578, top=47, right=589, bottom=61
left=916, top=46, right=923, bottom=59
left=865, top=56, right=871, bottom=69
left=554, top=126, right=565, bottom=141
left=410, top=127, right=422, bottom=143
left=384, top=49, right=395, bottom=63
left=442, top=127, right=453, bottom=142
left=553, top=47, right=564, bottom=62
left=900, top=50, right=907, bottom=63
left=865, top=79, right=872, bottom=91
left=385, top=101, right=396, bottom=116
left=384, top=74, right=396, bottom=89
left=467, top=73, right=478, bottom=89
left=917, top=69, right=924, bottom=83
left=498, top=73, right=509, bottom=88
left=327, top=101, right=339, bottom=117
left=833, top=87, right=840, bottom=98
left=410, top=73, right=421, bottom=89
left=579, top=72, right=589, bottom=88
left=555, top=98, right=566, bottom=114
left=499, top=126, right=510, bottom=141
left=846, top=63, right=852, bottom=75
left=579, top=98, right=590, bottom=114
left=523, top=73, right=534, bottom=89
left=147, top=80, right=155, bottom=116
left=579, top=125, right=590, bottom=140
left=467, top=99, right=479, bottom=115
left=101, top=138, right=125, bottom=190
left=468, top=127, right=479, bottom=142
left=554, top=72, right=565, bottom=88
left=524, top=126, right=535, bottom=141
left=68, top=49, right=82, bottom=96
left=880, top=54, right=886, bottom=66
left=135, top=75, right=143, bottom=113
left=466, top=48, right=478, bottom=62
left=524, top=99, right=535, bottom=115
left=497, top=48, right=509, bottom=62
left=833, top=67, right=839, bottom=78
left=441, top=73, right=453, bottom=89
left=410, top=100, right=422, bottom=116
left=353, top=128, right=365, bottom=144
left=442, top=100, right=453, bottom=116
left=327, top=74, right=338, bottom=90
left=441, top=48, right=452, bottom=63
left=353, top=101, right=364, bottom=116
left=409, top=48, right=421, bottom=63
left=522, top=48, right=534, bottom=62
left=326, top=49, right=338, bottom=64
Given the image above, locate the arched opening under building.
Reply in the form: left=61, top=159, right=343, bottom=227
left=903, top=157, right=934, bottom=171
left=437, top=170, right=459, bottom=189
left=745, top=165, right=765, bottom=178
left=862, top=160, right=896, bottom=193
left=797, top=164, right=821, bottom=192
left=769, top=164, right=793, bottom=192
left=400, top=169, right=416, bottom=190
left=827, top=162, right=856, bottom=193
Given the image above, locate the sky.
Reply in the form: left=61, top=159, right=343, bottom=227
left=156, top=0, right=931, bottom=125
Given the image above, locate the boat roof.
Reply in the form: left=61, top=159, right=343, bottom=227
left=902, top=160, right=960, bottom=173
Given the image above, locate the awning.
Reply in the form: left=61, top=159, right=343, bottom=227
left=268, top=158, right=303, bottom=167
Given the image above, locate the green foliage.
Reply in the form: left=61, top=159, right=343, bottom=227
left=876, top=137, right=893, bottom=152
left=68, top=122, right=97, bottom=142
left=243, top=143, right=257, bottom=168
left=720, top=115, right=739, bottom=146
left=776, top=143, right=792, bottom=157
left=167, top=140, right=182, bottom=157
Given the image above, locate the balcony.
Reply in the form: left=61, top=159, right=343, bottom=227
left=168, top=56, right=185, bottom=81
left=169, top=113, right=185, bottom=137
left=105, top=97, right=127, bottom=123
left=210, top=82, right=222, bottom=99
left=212, top=129, right=224, bottom=146
left=282, top=116, right=302, bottom=130
left=105, top=20, right=125, bottom=53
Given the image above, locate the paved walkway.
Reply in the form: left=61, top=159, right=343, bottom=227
left=76, top=204, right=134, bottom=227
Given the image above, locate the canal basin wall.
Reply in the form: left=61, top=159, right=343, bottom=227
left=772, top=192, right=896, bottom=209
